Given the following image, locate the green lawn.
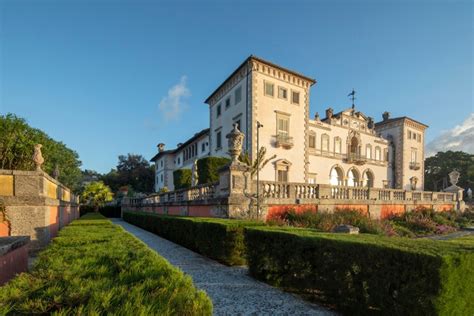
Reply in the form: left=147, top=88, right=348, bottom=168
left=0, top=213, right=212, bottom=315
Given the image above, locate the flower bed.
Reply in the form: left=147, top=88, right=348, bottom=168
left=0, top=213, right=212, bottom=315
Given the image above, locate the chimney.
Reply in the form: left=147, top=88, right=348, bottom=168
left=157, top=143, right=165, bottom=152
left=382, top=111, right=390, bottom=121
left=325, top=107, right=333, bottom=120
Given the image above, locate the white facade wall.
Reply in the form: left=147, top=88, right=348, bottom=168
left=210, top=76, right=249, bottom=157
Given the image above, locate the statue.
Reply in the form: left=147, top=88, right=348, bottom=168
left=449, top=170, right=460, bottom=187
left=226, top=123, right=245, bottom=163
left=191, top=160, right=199, bottom=186
left=33, top=144, right=44, bottom=171
left=53, top=164, right=60, bottom=179
left=314, top=112, right=320, bottom=121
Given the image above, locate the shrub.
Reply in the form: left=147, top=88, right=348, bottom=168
left=123, top=211, right=262, bottom=266
left=173, top=169, right=192, bottom=190
left=0, top=213, right=212, bottom=315
left=197, top=157, right=230, bottom=184
left=245, top=226, right=474, bottom=315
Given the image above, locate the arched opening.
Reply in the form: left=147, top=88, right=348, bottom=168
left=350, top=137, right=358, bottom=154
left=362, top=170, right=374, bottom=188
left=347, top=168, right=360, bottom=187
left=330, top=166, right=344, bottom=186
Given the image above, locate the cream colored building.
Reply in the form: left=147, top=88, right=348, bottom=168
left=153, top=56, right=427, bottom=192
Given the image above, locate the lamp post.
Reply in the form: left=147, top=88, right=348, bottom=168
left=256, top=121, right=263, bottom=219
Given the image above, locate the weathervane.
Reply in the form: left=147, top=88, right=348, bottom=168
left=348, top=89, right=356, bottom=109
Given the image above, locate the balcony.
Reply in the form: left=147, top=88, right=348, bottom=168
left=274, top=134, right=294, bottom=149
left=345, top=153, right=367, bottom=165
left=409, top=162, right=421, bottom=170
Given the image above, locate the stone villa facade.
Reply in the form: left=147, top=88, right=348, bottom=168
left=152, top=56, right=426, bottom=192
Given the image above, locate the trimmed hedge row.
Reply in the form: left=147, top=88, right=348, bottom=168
left=0, top=213, right=212, bottom=315
left=123, top=211, right=262, bottom=266
left=197, top=156, right=230, bottom=184
left=244, top=227, right=474, bottom=315
left=173, top=169, right=192, bottom=190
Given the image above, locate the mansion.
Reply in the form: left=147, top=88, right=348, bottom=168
left=152, top=56, right=426, bottom=192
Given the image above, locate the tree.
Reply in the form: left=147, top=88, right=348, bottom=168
left=102, top=154, right=155, bottom=194
left=239, top=147, right=276, bottom=178
left=80, top=181, right=113, bottom=211
left=425, top=151, right=474, bottom=192
left=0, top=114, right=82, bottom=191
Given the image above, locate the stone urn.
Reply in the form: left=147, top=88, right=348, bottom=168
left=32, top=144, right=44, bottom=171
left=226, top=123, right=245, bottom=163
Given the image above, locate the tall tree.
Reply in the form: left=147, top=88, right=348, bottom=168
left=102, top=154, right=154, bottom=194
left=424, top=151, right=474, bottom=192
left=0, top=114, right=82, bottom=191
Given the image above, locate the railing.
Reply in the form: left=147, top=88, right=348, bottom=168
left=274, top=134, right=294, bottom=149
left=409, top=162, right=421, bottom=170
left=309, top=149, right=388, bottom=166
left=124, top=181, right=457, bottom=207
left=346, top=153, right=367, bottom=165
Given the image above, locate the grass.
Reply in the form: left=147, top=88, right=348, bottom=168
left=0, top=213, right=212, bottom=315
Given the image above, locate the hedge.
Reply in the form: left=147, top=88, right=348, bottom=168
left=123, top=211, right=262, bottom=265
left=244, top=227, right=474, bottom=315
left=173, top=169, right=192, bottom=190
left=197, top=156, right=230, bottom=184
left=0, top=213, right=212, bottom=315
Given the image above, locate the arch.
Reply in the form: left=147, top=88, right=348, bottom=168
left=329, top=165, right=344, bottom=186
left=362, top=169, right=374, bottom=188
left=347, top=167, right=360, bottom=187
left=346, top=130, right=362, bottom=157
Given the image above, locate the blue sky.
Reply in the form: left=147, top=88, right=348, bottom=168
left=1, top=0, right=472, bottom=173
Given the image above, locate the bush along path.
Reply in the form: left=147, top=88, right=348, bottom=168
left=113, top=219, right=335, bottom=316
left=0, top=214, right=212, bottom=315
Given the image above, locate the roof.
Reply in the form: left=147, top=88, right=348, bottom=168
left=321, top=107, right=369, bottom=123
left=375, top=116, right=429, bottom=128
left=149, top=128, right=210, bottom=162
left=204, top=55, right=317, bottom=104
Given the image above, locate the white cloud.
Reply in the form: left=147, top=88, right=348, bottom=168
left=158, top=76, right=190, bottom=121
left=426, top=113, right=474, bottom=156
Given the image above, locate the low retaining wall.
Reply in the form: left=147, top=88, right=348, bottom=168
left=0, top=170, right=80, bottom=251
left=0, top=236, right=30, bottom=285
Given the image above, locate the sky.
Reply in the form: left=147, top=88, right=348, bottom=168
left=0, top=0, right=472, bottom=173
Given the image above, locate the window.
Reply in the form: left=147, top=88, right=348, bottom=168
left=216, top=131, right=222, bottom=149
left=235, top=86, right=242, bottom=104
left=321, top=134, right=330, bottom=152
left=334, top=137, right=341, bottom=154
left=417, top=133, right=422, bottom=143
left=375, top=146, right=381, bottom=160
left=384, top=148, right=389, bottom=161
left=201, top=143, right=205, bottom=153
left=160, top=174, right=163, bottom=182
left=309, top=134, right=316, bottom=149
left=291, top=91, right=300, bottom=104
left=411, top=149, right=417, bottom=163
left=264, top=82, right=274, bottom=96
left=278, top=87, right=288, bottom=99
left=225, top=97, right=231, bottom=109
left=277, top=116, right=290, bottom=136
left=366, top=144, right=372, bottom=159
left=216, top=104, right=221, bottom=117
left=308, top=173, right=317, bottom=184
left=160, top=160, right=163, bottom=167
left=278, top=170, right=288, bottom=182
left=177, top=157, right=180, bottom=164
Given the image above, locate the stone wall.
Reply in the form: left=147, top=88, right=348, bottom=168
left=0, top=170, right=79, bottom=252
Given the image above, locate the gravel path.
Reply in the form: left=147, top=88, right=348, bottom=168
left=112, top=219, right=335, bottom=316
left=424, top=228, right=474, bottom=241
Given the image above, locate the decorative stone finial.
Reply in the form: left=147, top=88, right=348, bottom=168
left=314, top=112, right=320, bottom=121
left=226, top=123, right=245, bottom=163
left=449, top=170, right=460, bottom=187
left=367, top=117, right=374, bottom=129
left=326, top=108, right=334, bottom=119
left=382, top=111, right=390, bottom=121
left=53, top=164, right=60, bottom=179
left=33, top=144, right=44, bottom=171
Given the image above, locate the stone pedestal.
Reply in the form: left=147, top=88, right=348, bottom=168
left=444, top=185, right=465, bottom=211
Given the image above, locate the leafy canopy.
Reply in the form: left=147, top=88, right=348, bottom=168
left=424, top=151, right=474, bottom=191
left=80, top=181, right=113, bottom=210
left=0, top=113, right=82, bottom=190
